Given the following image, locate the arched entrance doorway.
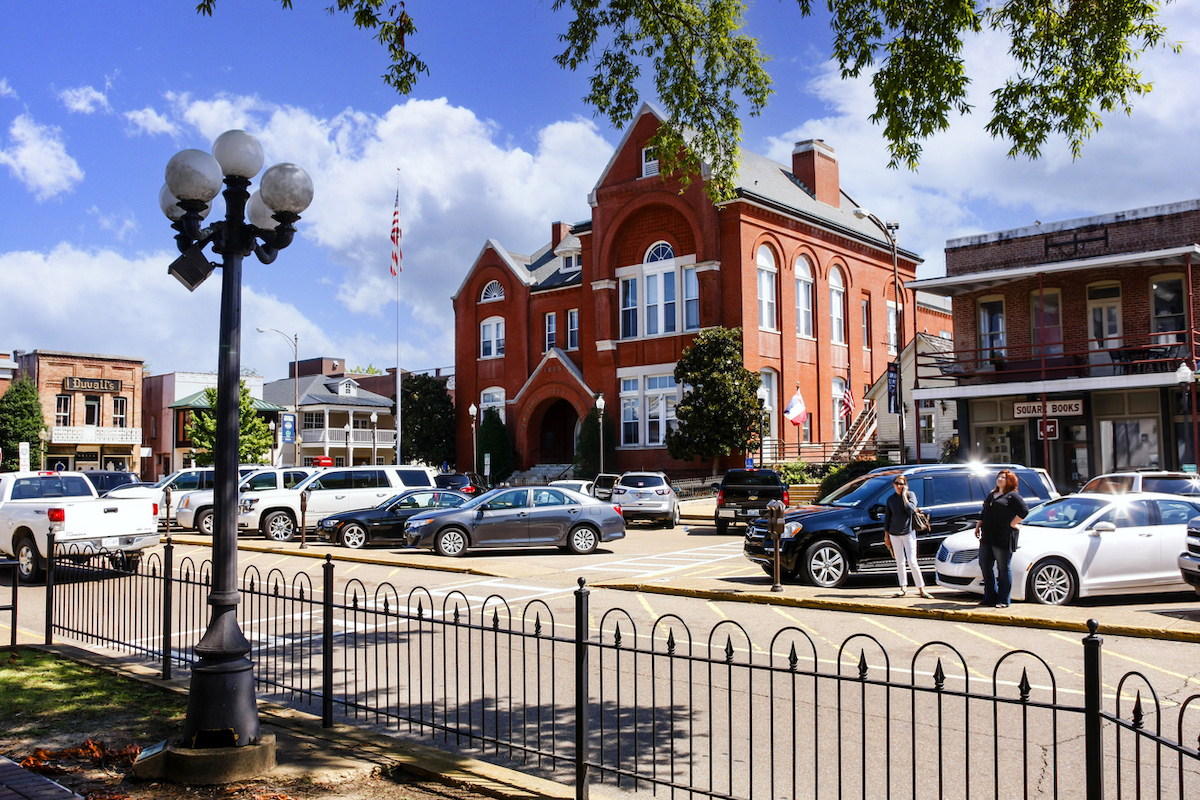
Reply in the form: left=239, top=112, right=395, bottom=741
left=539, top=399, right=579, bottom=463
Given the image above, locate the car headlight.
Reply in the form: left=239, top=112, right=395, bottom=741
left=406, top=518, right=434, bottom=531
left=782, top=521, right=802, bottom=538
left=178, top=496, right=190, bottom=510
left=239, top=498, right=259, bottom=514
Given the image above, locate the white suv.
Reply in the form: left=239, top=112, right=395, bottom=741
left=1080, top=471, right=1200, bottom=496
left=611, top=471, right=680, bottom=527
left=107, top=465, right=263, bottom=518
left=175, top=467, right=317, bottom=535
left=240, top=465, right=439, bottom=541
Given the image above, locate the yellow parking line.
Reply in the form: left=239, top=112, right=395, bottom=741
left=637, top=593, right=656, bottom=620
left=1050, top=632, right=1194, bottom=684
left=861, top=615, right=920, bottom=646
left=706, top=601, right=728, bottom=620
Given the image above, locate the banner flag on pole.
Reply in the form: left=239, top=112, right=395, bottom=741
left=783, top=388, right=807, bottom=426
left=390, top=190, right=402, bottom=276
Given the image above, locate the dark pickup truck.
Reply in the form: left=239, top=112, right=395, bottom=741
left=713, top=469, right=789, bottom=534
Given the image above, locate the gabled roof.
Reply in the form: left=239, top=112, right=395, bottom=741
left=170, top=390, right=287, bottom=412
left=451, top=238, right=537, bottom=302
left=512, top=348, right=596, bottom=407
left=261, top=375, right=393, bottom=410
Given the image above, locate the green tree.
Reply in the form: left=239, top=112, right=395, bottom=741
left=185, top=382, right=274, bottom=466
left=573, top=405, right=617, bottom=479
left=399, top=373, right=455, bottom=467
left=475, top=407, right=514, bottom=483
left=0, top=376, right=45, bottom=472
left=666, top=327, right=761, bottom=473
left=197, top=1, right=1176, bottom=197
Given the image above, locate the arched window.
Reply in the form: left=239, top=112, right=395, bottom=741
left=829, top=267, right=846, bottom=345
left=480, top=280, right=505, bottom=302
left=645, top=241, right=675, bottom=263
left=480, top=387, right=505, bottom=422
left=795, top=256, right=814, bottom=338
left=757, top=245, right=777, bottom=331
left=480, top=316, right=505, bottom=359
left=832, top=377, right=848, bottom=440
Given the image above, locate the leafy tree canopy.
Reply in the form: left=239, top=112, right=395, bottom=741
left=197, top=0, right=1176, bottom=199
left=573, top=404, right=618, bottom=480
left=0, top=376, right=46, bottom=472
left=185, top=382, right=275, bottom=466
left=475, top=407, right=514, bottom=483
left=665, top=327, right=761, bottom=471
left=399, top=372, right=455, bottom=467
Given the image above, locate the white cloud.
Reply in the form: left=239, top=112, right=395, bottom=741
left=58, top=85, right=111, bottom=114
left=0, top=79, right=16, bottom=100
left=0, top=114, right=84, bottom=200
left=124, top=107, right=179, bottom=137
left=87, top=206, right=138, bottom=241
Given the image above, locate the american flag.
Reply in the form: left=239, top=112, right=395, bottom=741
left=840, top=383, right=856, bottom=420
left=390, top=189, right=402, bottom=276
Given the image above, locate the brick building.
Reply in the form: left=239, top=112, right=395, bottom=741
left=0, top=350, right=15, bottom=396
left=453, top=105, right=949, bottom=476
left=15, top=349, right=144, bottom=473
left=911, top=199, right=1200, bottom=491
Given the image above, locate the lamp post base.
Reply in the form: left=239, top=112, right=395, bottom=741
left=180, top=651, right=261, bottom=748
left=133, top=734, right=277, bottom=785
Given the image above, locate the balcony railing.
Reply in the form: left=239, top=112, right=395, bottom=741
left=51, top=426, right=142, bottom=446
left=915, top=328, right=1197, bottom=388
left=298, top=428, right=397, bottom=446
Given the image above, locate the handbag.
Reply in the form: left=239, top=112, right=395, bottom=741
left=912, top=509, right=931, bottom=532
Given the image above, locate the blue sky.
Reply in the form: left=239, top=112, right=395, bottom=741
left=2, top=1, right=1198, bottom=382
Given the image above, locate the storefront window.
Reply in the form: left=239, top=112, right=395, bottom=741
left=1099, top=418, right=1159, bottom=470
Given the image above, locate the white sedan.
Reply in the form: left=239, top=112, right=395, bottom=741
left=935, top=492, right=1200, bottom=605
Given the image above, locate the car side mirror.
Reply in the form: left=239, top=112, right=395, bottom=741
left=869, top=504, right=886, bottom=521
left=711, top=482, right=720, bottom=492
left=1091, top=521, right=1116, bottom=536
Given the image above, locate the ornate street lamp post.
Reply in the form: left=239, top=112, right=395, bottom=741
left=854, top=209, right=904, bottom=463
left=160, top=129, right=312, bottom=760
left=596, top=394, right=606, bottom=475
left=268, top=420, right=276, bottom=466
left=344, top=422, right=353, bottom=466
left=468, top=403, right=478, bottom=475
left=370, top=412, right=378, bottom=465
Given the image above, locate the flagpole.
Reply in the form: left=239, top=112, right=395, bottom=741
left=392, top=169, right=403, bottom=466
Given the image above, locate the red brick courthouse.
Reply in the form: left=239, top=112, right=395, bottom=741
left=453, top=105, right=948, bottom=475
left=911, top=199, right=1200, bottom=491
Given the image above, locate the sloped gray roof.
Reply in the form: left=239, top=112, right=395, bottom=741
left=262, top=375, right=392, bottom=410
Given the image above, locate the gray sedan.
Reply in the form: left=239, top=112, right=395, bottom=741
left=404, top=486, right=626, bottom=557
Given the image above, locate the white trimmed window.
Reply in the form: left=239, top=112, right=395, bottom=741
left=567, top=309, right=579, bottom=349
left=620, top=378, right=640, bottom=445
left=978, top=297, right=1006, bottom=361
left=481, top=316, right=505, bottom=359
left=85, top=395, right=101, bottom=426
left=619, top=243, right=693, bottom=340
left=113, top=396, right=128, bottom=428
left=544, top=312, right=557, bottom=352
left=1151, top=274, right=1186, bottom=343
left=832, top=377, right=847, bottom=440
left=757, top=246, right=777, bottom=331
left=55, top=394, right=70, bottom=427
left=683, top=266, right=700, bottom=330
left=620, top=277, right=639, bottom=338
left=642, top=147, right=659, bottom=177
left=829, top=267, right=846, bottom=345
left=759, top=369, right=777, bottom=451
left=861, top=298, right=870, bottom=350
left=1030, top=289, right=1063, bottom=355
left=481, top=387, right=505, bottom=423
left=645, top=374, right=679, bottom=445
left=303, top=412, right=322, bottom=429
left=796, top=256, right=814, bottom=338
left=480, top=280, right=504, bottom=302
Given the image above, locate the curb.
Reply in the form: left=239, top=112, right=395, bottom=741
left=17, top=643, right=571, bottom=800
left=594, top=581, right=1200, bottom=643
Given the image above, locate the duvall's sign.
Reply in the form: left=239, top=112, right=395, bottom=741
left=62, top=377, right=122, bottom=393
left=1013, top=399, right=1083, bottom=418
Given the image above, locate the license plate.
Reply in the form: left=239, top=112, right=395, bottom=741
left=718, top=509, right=735, bottom=518
left=102, top=537, right=119, bottom=549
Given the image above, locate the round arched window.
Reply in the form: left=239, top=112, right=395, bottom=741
left=645, top=242, right=675, bottom=263
left=480, top=280, right=505, bottom=302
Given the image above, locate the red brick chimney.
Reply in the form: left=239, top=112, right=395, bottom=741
left=551, top=221, right=571, bottom=249
left=792, top=140, right=839, bottom=207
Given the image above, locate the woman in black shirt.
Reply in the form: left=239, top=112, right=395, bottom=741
left=974, top=469, right=1029, bottom=608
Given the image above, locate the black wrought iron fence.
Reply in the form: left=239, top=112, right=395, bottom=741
left=42, top=535, right=1200, bottom=800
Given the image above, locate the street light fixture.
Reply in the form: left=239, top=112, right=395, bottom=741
left=468, top=403, right=478, bottom=475
left=268, top=420, right=276, bottom=466
left=755, top=385, right=768, bottom=467
left=370, top=412, right=378, bottom=465
left=854, top=208, right=905, bottom=464
left=160, top=128, right=312, bottom=762
left=257, top=327, right=299, bottom=466
left=595, top=394, right=606, bottom=476
left=344, top=421, right=353, bottom=466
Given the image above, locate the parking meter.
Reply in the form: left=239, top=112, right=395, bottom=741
left=163, top=486, right=172, bottom=535
left=300, top=489, right=310, bottom=549
left=767, top=499, right=787, bottom=593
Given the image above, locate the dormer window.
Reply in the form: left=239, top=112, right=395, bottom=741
left=642, top=147, right=659, bottom=178
left=340, top=381, right=357, bottom=397
left=480, top=280, right=505, bottom=302
left=561, top=253, right=581, bottom=272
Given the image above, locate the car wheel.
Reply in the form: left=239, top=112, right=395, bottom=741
left=568, top=525, right=599, bottom=555
left=196, top=508, right=214, bottom=536
left=341, top=523, right=368, bottom=550
left=109, top=552, right=141, bottom=574
left=16, top=536, right=42, bottom=584
left=714, top=517, right=729, bottom=535
left=263, top=511, right=296, bottom=542
left=670, top=505, right=681, bottom=528
left=1027, top=558, right=1077, bottom=605
left=802, top=538, right=849, bottom=588
left=434, top=527, right=468, bottom=557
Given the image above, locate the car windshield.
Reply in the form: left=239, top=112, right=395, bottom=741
left=1081, top=476, right=1135, bottom=493
left=1022, top=496, right=1109, bottom=528
left=819, top=475, right=892, bottom=508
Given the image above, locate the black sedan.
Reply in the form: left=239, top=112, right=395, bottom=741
left=404, top=485, right=626, bottom=556
left=317, top=488, right=469, bottom=549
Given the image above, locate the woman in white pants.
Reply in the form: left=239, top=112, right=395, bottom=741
left=883, top=475, right=933, bottom=599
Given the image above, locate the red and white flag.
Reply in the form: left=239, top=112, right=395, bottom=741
left=783, top=388, right=807, bottom=426
left=840, top=383, right=856, bottom=420
left=390, top=189, right=402, bottom=276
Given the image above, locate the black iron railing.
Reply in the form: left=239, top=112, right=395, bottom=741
left=41, top=536, right=1200, bottom=800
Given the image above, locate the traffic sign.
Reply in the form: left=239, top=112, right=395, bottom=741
left=1037, top=419, right=1060, bottom=440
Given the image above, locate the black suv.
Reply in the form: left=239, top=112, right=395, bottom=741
left=743, top=464, right=1058, bottom=587
left=713, top=469, right=788, bottom=534
left=435, top=472, right=487, bottom=495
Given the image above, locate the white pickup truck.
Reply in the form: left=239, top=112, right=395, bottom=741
left=0, top=470, right=160, bottom=583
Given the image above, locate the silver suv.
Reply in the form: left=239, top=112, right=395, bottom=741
left=1081, top=471, right=1200, bottom=496
left=611, top=471, right=680, bottom=528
